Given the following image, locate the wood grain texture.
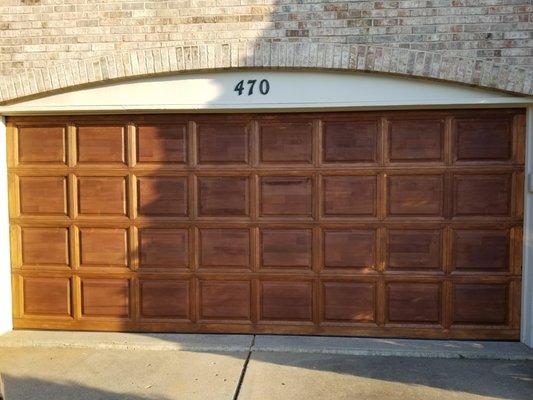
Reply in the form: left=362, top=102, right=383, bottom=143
left=77, top=125, right=125, bottom=164
left=261, top=229, right=312, bottom=268
left=137, top=124, right=187, bottom=164
left=7, top=109, right=525, bottom=339
left=199, top=280, right=251, bottom=320
left=197, top=123, right=249, bottom=164
left=199, top=228, right=250, bottom=268
left=140, top=279, right=190, bottom=319
left=18, top=126, right=66, bottom=165
left=259, top=122, right=313, bottom=164
left=139, top=229, right=189, bottom=268
left=322, top=120, right=378, bottom=163
left=388, top=119, right=444, bottom=162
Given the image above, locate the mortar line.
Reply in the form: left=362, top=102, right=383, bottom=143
left=232, top=334, right=256, bottom=400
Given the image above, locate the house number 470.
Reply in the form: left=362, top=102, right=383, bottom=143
left=234, top=79, right=270, bottom=96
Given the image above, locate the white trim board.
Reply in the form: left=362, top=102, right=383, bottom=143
left=1, top=71, right=531, bottom=115
left=0, top=116, right=12, bottom=333
left=522, top=106, right=533, bottom=348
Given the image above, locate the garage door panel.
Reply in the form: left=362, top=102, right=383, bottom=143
left=322, top=175, right=377, bottom=217
left=8, top=109, right=524, bottom=339
left=81, top=278, right=130, bottom=318
left=138, top=228, right=189, bottom=268
left=453, top=174, right=512, bottom=217
left=387, top=119, right=444, bottom=163
left=386, top=229, right=442, bottom=271
left=386, top=282, right=442, bottom=325
left=79, top=228, right=128, bottom=267
left=260, top=176, right=313, bottom=217
left=22, top=276, right=72, bottom=317
left=199, top=279, right=251, bottom=321
left=140, top=279, right=191, bottom=319
left=199, top=228, right=250, bottom=269
left=137, top=176, right=188, bottom=216
left=198, top=176, right=249, bottom=217
left=452, top=229, right=510, bottom=272
left=260, top=280, right=313, bottom=322
left=77, top=176, right=127, bottom=216
left=454, top=117, right=513, bottom=162
left=322, top=120, right=379, bottom=164
left=137, top=124, right=187, bottom=164
left=259, top=122, right=313, bottom=164
left=260, top=228, right=312, bottom=269
left=323, top=229, right=376, bottom=270
left=322, top=281, right=376, bottom=323
left=77, top=125, right=126, bottom=164
left=21, top=227, right=70, bottom=267
left=452, top=283, right=509, bottom=325
left=18, top=125, right=67, bottom=165
left=197, top=123, right=249, bottom=164
left=19, top=176, right=67, bottom=216
left=387, top=175, right=444, bottom=217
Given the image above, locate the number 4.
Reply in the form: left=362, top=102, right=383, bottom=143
left=234, top=80, right=244, bottom=96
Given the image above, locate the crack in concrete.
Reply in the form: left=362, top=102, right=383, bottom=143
left=232, top=335, right=256, bottom=400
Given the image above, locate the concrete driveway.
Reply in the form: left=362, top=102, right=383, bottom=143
left=0, top=331, right=531, bottom=400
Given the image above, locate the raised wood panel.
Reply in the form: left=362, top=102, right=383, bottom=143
left=198, top=123, right=249, bottom=164
left=21, top=227, right=69, bottom=266
left=8, top=109, right=525, bottom=340
left=23, top=277, right=71, bottom=316
left=322, top=120, right=378, bottom=163
left=387, top=175, right=443, bottom=216
left=199, top=280, right=251, bottom=320
left=388, top=119, right=444, bottom=162
left=323, top=229, right=376, bottom=270
left=199, top=228, right=250, bottom=268
left=81, top=278, right=130, bottom=318
left=77, top=125, right=125, bottom=164
left=323, top=175, right=376, bottom=216
left=452, top=283, right=508, bottom=325
left=18, top=126, right=66, bottom=164
left=137, top=176, right=187, bottom=216
left=261, top=229, right=311, bottom=268
left=139, top=229, right=188, bottom=268
left=452, top=229, right=509, bottom=271
left=387, top=282, right=441, bottom=324
left=198, top=176, right=249, bottom=216
left=453, top=174, right=511, bottom=216
left=259, top=122, right=313, bottom=164
left=79, top=228, right=128, bottom=267
left=454, top=118, right=512, bottom=162
left=322, top=281, right=376, bottom=323
left=19, top=176, right=67, bottom=215
left=78, top=177, right=126, bottom=215
left=260, top=281, right=313, bottom=322
left=387, top=229, right=441, bottom=270
left=140, top=280, right=190, bottom=319
left=260, top=176, right=312, bottom=216
left=137, top=124, right=187, bottom=163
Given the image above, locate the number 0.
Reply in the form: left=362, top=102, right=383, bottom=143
left=259, top=79, right=270, bottom=95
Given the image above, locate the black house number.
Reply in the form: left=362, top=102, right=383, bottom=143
left=234, top=79, right=270, bottom=96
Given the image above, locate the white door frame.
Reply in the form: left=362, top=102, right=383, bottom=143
left=521, top=106, right=533, bottom=347
left=0, top=116, right=12, bottom=334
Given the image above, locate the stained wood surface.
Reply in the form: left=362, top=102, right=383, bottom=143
left=7, top=109, right=526, bottom=339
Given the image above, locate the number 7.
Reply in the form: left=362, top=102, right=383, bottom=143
left=247, top=80, right=256, bottom=95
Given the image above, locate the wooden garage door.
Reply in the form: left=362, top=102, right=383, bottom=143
left=7, top=109, right=525, bottom=339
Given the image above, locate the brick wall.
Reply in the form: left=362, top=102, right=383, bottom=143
left=0, top=0, right=531, bottom=100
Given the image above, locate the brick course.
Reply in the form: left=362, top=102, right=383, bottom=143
left=0, top=0, right=531, bottom=101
